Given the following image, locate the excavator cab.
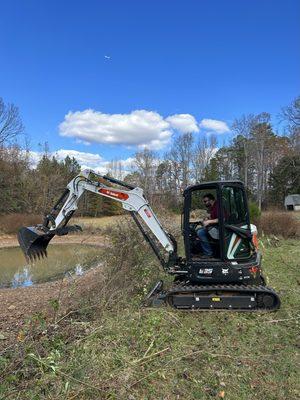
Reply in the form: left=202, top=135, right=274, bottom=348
left=181, top=181, right=261, bottom=287
left=183, top=181, right=253, bottom=263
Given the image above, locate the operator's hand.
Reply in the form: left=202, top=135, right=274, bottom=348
left=203, top=220, right=211, bottom=227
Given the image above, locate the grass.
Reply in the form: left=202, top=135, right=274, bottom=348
left=72, top=215, right=125, bottom=230
left=0, top=214, right=42, bottom=234
left=72, top=214, right=181, bottom=234
left=0, top=224, right=299, bottom=399
left=0, top=214, right=125, bottom=235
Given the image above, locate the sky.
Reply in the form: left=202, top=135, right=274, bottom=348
left=0, top=0, right=299, bottom=172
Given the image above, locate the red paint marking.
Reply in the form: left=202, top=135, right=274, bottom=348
left=249, top=266, right=260, bottom=274
left=99, top=188, right=129, bottom=201
left=144, top=209, right=152, bottom=218
left=252, top=233, right=259, bottom=249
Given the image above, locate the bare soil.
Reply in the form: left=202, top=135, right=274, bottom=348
left=0, top=234, right=107, bottom=348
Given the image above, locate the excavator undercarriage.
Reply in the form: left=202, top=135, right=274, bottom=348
left=146, top=281, right=280, bottom=311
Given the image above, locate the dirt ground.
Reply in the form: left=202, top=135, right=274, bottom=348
left=0, top=234, right=107, bottom=348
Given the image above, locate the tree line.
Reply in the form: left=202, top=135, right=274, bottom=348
left=125, top=103, right=299, bottom=211
left=0, top=96, right=299, bottom=217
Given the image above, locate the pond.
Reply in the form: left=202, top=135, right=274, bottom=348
left=0, top=244, right=104, bottom=288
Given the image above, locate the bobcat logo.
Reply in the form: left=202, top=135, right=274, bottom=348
left=222, top=268, right=229, bottom=275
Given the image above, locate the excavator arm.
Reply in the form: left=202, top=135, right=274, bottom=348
left=18, top=169, right=177, bottom=270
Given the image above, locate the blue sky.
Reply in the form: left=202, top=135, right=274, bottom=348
left=0, top=0, right=299, bottom=170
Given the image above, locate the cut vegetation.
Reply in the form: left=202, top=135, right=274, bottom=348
left=0, top=218, right=299, bottom=400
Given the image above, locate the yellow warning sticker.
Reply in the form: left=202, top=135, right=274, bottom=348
left=212, top=297, right=221, bottom=302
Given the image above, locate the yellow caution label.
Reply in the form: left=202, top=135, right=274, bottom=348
left=212, top=297, right=221, bottom=302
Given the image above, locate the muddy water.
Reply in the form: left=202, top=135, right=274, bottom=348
left=0, top=244, right=103, bottom=288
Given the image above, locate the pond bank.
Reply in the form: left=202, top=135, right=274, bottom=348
left=0, top=266, right=106, bottom=348
left=0, top=233, right=108, bottom=347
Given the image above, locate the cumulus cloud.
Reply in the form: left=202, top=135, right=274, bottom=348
left=199, top=119, right=230, bottom=134
left=58, top=109, right=230, bottom=150
left=25, top=149, right=134, bottom=176
left=166, top=114, right=199, bottom=133
left=59, top=109, right=172, bottom=150
left=53, top=149, right=103, bottom=168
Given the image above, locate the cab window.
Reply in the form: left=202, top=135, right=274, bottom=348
left=222, top=185, right=251, bottom=259
left=222, top=186, right=248, bottom=225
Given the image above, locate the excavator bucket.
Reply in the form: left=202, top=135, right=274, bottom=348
left=17, top=226, right=55, bottom=262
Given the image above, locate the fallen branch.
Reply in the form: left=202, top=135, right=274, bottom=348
left=142, top=338, right=155, bottom=358
left=132, top=347, right=170, bottom=365
left=55, top=302, right=100, bottom=325
left=264, top=316, right=300, bottom=323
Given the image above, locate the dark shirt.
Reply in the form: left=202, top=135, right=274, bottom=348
left=210, top=201, right=218, bottom=219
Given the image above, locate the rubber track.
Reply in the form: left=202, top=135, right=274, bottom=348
left=166, top=284, right=281, bottom=312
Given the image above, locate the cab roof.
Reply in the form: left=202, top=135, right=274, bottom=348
left=183, top=180, right=245, bottom=195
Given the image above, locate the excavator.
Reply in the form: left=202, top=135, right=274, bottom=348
left=17, top=169, right=280, bottom=311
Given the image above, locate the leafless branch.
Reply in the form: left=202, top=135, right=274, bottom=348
left=0, top=97, right=24, bottom=145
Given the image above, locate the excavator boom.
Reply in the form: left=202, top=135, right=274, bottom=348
left=18, top=169, right=177, bottom=267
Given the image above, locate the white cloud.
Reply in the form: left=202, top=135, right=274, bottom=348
left=26, top=150, right=41, bottom=166
left=25, top=149, right=134, bottom=177
left=53, top=149, right=103, bottom=168
left=58, top=109, right=230, bottom=149
left=166, top=114, right=199, bottom=133
left=199, top=119, right=230, bottom=134
left=59, top=109, right=172, bottom=150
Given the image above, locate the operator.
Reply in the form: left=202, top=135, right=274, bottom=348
left=197, top=193, right=218, bottom=256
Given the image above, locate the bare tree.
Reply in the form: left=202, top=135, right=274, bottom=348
left=192, top=135, right=217, bottom=183
left=231, top=114, right=257, bottom=188
left=0, top=97, right=24, bottom=145
left=107, top=158, right=124, bottom=180
left=134, top=148, right=158, bottom=198
left=280, top=96, right=300, bottom=152
left=250, top=113, right=273, bottom=210
left=162, top=154, right=181, bottom=196
left=168, top=133, right=194, bottom=190
left=281, top=96, right=300, bottom=127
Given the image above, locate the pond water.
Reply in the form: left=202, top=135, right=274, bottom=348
left=0, top=244, right=103, bottom=288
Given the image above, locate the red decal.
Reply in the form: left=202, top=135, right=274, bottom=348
left=144, top=209, right=152, bottom=218
left=99, top=188, right=129, bottom=201
left=249, top=266, right=260, bottom=274
left=252, top=233, right=259, bottom=249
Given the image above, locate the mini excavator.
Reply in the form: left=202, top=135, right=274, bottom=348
left=18, top=169, right=280, bottom=311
